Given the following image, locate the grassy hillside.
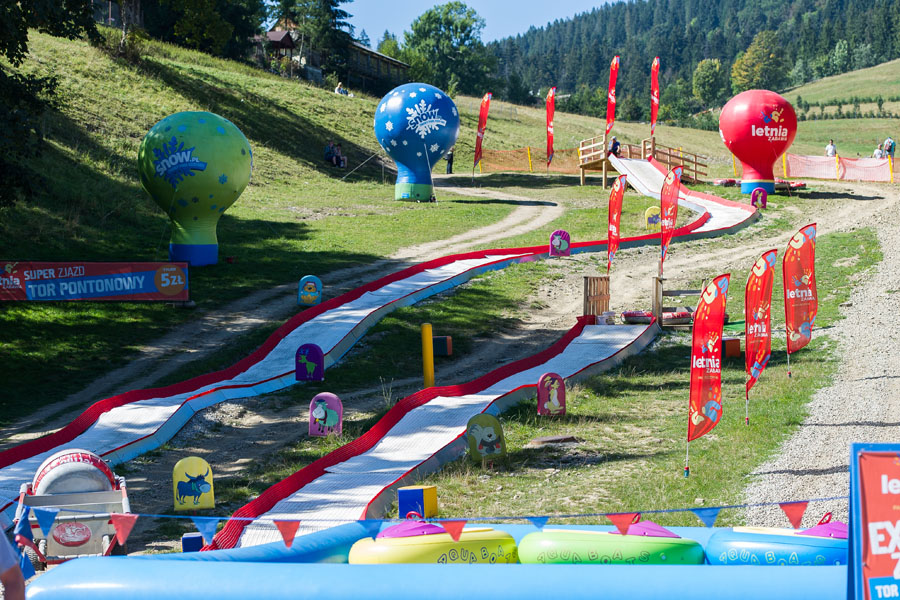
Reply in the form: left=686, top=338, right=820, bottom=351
left=784, top=59, right=900, bottom=106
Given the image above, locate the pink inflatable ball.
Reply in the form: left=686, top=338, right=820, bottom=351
left=32, top=449, right=116, bottom=495
left=719, top=90, right=797, bottom=195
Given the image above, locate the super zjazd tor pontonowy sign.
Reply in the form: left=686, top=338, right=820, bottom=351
left=0, top=261, right=188, bottom=302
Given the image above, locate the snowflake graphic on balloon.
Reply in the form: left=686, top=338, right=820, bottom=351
left=429, top=143, right=439, bottom=153
left=406, top=100, right=447, bottom=139
left=385, top=121, right=393, bottom=132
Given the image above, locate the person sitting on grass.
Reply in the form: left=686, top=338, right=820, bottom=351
left=334, top=144, right=347, bottom=168
left=324, top=141, right=335, bottom=165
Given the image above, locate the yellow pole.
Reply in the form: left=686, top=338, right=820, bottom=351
left=890, top=157, right=894, bottom=184
left=835, top=155, right=840, bottom=180
left=526, top=146, right=533, bottom=173
left=478, top=161, right=482, bottom=174
left=731, top=153, right=737, bottom=177
left=421, top=323, right=435, bottom=388
left=782, top=153, right=787, bottom=177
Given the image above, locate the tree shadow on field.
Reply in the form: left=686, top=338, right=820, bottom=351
left=445, top=173, right=585, bottom=190
left=139, top=59, right=383, bottom=182
left=799, top=190, right=884, bottom=202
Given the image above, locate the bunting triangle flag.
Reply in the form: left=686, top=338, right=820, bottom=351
left=690, top=507, right=722, bottom=528
left=274, top=520, right=300, bottom=548
left=19, top=549, right=35, bottom=580
left=440, top=520, right=467, bottom=542
left=527, top=516, right=549, bottom=530
left=32, top=507, right=59, bottom=537
left=779, top=501, right=809, bottom=529
left=607, top=512, right=640, bottom=536
left=13, top=506, right=33, bottom=544
left=111, top=513, right=139, bottom=546
left=191, top=516, right=221, bottom=545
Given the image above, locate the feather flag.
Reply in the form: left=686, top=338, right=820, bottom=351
left=659, top=165, right=683, bottom=276
left=606, top=56, right=620, bottom=136
left=473, top=92, right=492, bottom=169
left=607, top=174, right=626, bottom=273
left=745, top=249, right=777, bottom=424
left=783, top=223, right=818, bottom=356
left=650, top=57, right=660, bottom=137
left=546, top=87, right=556, bottom=166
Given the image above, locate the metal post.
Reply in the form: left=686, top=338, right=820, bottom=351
left=421, top=323, right=435, bottom=388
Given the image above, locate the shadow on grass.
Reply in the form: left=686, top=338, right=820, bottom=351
left=799, top=190, right=884, bottom=201
left=444, top=173, right=586, bottom=190
left=140, top=59, right=383, bottom=182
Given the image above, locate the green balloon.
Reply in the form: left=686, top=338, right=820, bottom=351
left=137, top=111, right=252, bottom=266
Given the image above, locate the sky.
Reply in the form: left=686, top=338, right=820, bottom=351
left=348, top=1, right=612, bottom=46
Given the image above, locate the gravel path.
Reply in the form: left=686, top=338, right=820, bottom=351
left=744, top=183, right=900, bottom=527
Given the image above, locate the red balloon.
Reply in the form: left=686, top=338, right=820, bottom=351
left=719, top=90, right=797, bottom=194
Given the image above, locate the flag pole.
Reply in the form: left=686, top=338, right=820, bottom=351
left=745, top=387, right=750, bottom=426
left=787, top=351, right=792, bottom=378
left=684, top=440, right=690, bottom=477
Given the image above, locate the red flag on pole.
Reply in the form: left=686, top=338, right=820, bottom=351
left=650, top=56, right=660, bottom=137
left=606, top=56, right=620, bottom=136
left=783, top=223, right=817, bottom=355
left=659, top=165, right=683, bottom=276
left=687, top=274, right=730, bottom=444
left=546, top=87, right=556, bottom=165
left=607, top=174, right=626, bottom=273
left=745, top=249, right=777, bottom=421
left=473, top=92, right=492, bottom=169
left=779, top=501, right=809, bottom=529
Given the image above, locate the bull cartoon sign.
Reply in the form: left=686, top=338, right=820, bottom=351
left=173, top=456, right=215, bottom=511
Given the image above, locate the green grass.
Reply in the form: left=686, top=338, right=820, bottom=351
left=783, top=59, right=900, bottom=106
left=205, top=226, right=879, bottom=527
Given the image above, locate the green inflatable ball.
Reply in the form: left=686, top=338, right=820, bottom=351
left=138, top=111, right=252, bottom=266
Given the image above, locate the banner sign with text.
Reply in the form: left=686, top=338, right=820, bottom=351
left=607, top=174, right=626, bottom=273
left=849, top=443, right=900, bottom=600
left=782, top=223, right=817, bottom=354
left=687, top=274, right=730, bottom=442
left=606, top=55, right=620, bottom=136
left=474, top=92, right=492, bottom=168
left=745, top=249, right=777, bottom=395
left=546, top=87, right=556, bottom=165
left=0, top=261, right=189, bottom=302
left=650, top=56, right=660, bottom=137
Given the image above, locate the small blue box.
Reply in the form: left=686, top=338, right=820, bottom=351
left=398, top=485, right=438, bottom=518
left=181, top=532, right=204, bottom=553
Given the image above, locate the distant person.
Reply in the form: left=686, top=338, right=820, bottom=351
left=334, top=144, right=347, bottom=168
left=609, top=136, right=621, bottom=157
left=445, top=146, right=454, bottom=174
left=884, top=136, right=895, bottom=158
left=873, top=143, right=884, bottom=159
left=825, top=139, right=837, bottom=157
left=0, top=534, right=26, bottom=600
left=334, top=81, right=344, bottom=95
left=324, top=141, right=335, bottom=165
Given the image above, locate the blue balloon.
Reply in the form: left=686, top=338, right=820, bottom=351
left=374, top=83, right=460, bottom=201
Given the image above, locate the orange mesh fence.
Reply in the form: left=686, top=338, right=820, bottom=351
left=781, top=153, right=895, bottom=183
left=480, top=147, right=582, bottom=174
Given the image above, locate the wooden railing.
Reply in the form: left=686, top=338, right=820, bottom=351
left=577, top=136, right=708, bottom=186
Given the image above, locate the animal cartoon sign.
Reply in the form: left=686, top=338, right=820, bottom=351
left=173, top=456, right=215, bottom=511
left=298, top=275, right=323, bottom=306
left=466, top=414, right=506, bottom=462
left=537, top=372, right=566, bottom=416
left=295, top=343, right=325, bottom=381
left=645, top=206, right=661, bottom=232
left=309, top=392, right=342, bottom=437
left=549, top=230, right=571, bottom=257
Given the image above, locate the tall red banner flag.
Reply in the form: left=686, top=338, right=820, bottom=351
left=546, top=87, right=556, bottom=165
left=473, top=92, right=492, bottom=169
left=607, top=174, right=626, bottom=274
left=783, top=223, right=817, bottom=355
left=745, top=249, right=777, bottom=424
left=606, top=56, right=620, bottom=136
left=650, top=57, right=660, bottom=137
left=687, top=274, right=731, bottom=444
left=659, top=165, right=683, bottom=276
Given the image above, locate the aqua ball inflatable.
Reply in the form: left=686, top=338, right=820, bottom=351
left=138, top=112, right=252, bottom=266
left=374, top=83, right=460, bottom=201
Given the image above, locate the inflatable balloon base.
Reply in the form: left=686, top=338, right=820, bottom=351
left=395, top=182, right=434, bottom=202
left=170, top=243, right=217, bottom=265
left=741, top=181, right=774, bottom=195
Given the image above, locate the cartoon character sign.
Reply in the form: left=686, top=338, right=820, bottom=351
left=751, top=187, right=768, bottom=209
left=719, top=90, right=797, bottom=194
left=374, top=83, right=460, bottom=201
left=537, top=372, right=566, bottom=416
left=466, top=414, right=506, bottom=462
left=295, top=343, right=325, bottom=381
left=644, top=206, right=661, bottom=232
left=173, top=456, right=215, bottom=511
left=549, top=230, right=571, bottom=257
left=687, top=274, right=730, bottom=442
left=308, top=392, right=342, bottom=437
left=298, top=275, right=323, bottom=306
left=137, top=111, right=253, bottom=266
